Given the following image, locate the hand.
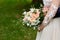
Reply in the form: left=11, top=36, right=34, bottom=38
left=38, top=24, right=45, bottom=32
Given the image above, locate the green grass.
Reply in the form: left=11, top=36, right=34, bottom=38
left=0, top=0, right=37, bottom=40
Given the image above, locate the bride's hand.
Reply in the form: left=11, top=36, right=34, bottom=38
left=37, top=6, right=49, bottom=32
left=42, top=6, right=49, bottom=16
left=38, top=24, right=45, bottom=32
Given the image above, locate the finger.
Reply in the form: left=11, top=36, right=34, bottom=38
left=37, top=27, right=42, bottom=32
left=37, top=29, right=42, bottom=32
left=38, top=30, right=40, bottom=32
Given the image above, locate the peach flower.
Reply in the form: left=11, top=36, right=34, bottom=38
left=29, top=18, right=36, bottom=23
left=31, top=10, right=40, bottom=20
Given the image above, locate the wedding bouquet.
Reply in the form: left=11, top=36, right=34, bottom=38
left=23, top=8, right=44, bottom=28
left=22, top=5, right=44, bottom=30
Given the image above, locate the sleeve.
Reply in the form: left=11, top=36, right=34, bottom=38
left=42, top=3, right=59, bottom=26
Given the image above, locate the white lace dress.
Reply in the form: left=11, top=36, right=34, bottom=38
left=36, top=0, right=60, bottom=40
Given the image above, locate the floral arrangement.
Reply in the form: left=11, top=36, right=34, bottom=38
left=22, top=4, right=44, bottom=30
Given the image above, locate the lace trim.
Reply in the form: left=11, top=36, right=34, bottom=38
left=42, top=4, right=58, bottom=26
left=43, top=0, right=52, bottom=6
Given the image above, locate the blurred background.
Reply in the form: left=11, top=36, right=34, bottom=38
left=0, top=0, right=42, bottom=40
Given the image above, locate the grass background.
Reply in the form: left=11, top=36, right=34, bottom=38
left=0, top=0, right=37, bottom=40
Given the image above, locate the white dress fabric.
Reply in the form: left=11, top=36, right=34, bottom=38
left=36, top=0, right=60, bottom=40
left=36, top=18, right=60, bottom=40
